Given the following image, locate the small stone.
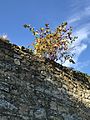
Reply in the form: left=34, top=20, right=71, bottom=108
left=50, top=116, right=64, bottom=120
left=58, top=105, right=68, bottom=113
left=32, top=75, right=34, bottom=78
left=14, top=59, right=20, bottom=65
left=14, top=54, right=21, bottom=59
left=50, top=101, right=57, bottom=110
left=34, top=108, right=46, bottom=119
left=41, top=71, right=43, bottom=74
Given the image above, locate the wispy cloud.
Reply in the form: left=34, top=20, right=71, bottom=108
left=68, top=16, right=80, bottom=24
left=68, top=5, right=90, bottom=24
left=57, top=23, right=90, bottom=69
left=64, top=4, right=90, bottom=71
left=74, top=26, right=90, bottom=45
left=63, top=44, right=87, bottom=67
left=63, top=25, right=90, bottom=68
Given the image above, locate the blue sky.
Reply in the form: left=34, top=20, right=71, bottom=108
left=0, top=0, right=90, bottom=74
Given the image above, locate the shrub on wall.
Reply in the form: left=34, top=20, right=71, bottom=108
left=24, top=22, right=77, bottom=64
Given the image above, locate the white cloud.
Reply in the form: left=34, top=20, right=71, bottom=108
left=63, top=43, right=87, bottom=67
left=68, top=5, right=90, bottom=24
left=68, top=16, right=80, bottom=24
left=65, top=4, right=90, bottom=68
left=0, top=33, right=8, bottom=40
left=63, top=2, right=90, bottom=72
left=73, top=26, right=89, bottom=45
left=74, top=44, right=87, bottom=60
left=63, top=25, right=90, bottom=68
left=76, top=28, right=88, bottom=39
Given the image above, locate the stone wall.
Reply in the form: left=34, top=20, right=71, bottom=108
left=0, top=38, right=90, bottom=120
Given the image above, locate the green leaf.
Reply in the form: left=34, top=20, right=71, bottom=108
left=69, top=59, right=75, bottom=64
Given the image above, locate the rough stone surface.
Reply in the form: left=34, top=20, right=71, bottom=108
left=0, top=38, right=90, bottom=120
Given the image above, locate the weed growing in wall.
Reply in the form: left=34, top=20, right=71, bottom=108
left=24, top=22, right=77, bottom=64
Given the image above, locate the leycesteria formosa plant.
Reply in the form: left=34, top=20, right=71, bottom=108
left=23, top=22, right=78, bottom=64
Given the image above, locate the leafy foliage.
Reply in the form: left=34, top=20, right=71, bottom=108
left=24, top=22, right=78, bottom=64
